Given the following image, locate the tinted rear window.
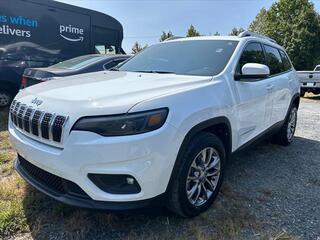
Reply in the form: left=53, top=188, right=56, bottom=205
left=264, top=45, right=283, bottom=75
left=50, top=55, right=105, bottom=70
left=279, top=50, right=292, bottom=71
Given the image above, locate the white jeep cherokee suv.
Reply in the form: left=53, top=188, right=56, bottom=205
left=9, top=32, right=300, bottom=217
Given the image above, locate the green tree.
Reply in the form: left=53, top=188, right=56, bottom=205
left=160, top=31, right=174, bottom=42
left=249, top=8, right=268, bottom=33
left=249, top=0, right=320, bottom=70
left=186, top=24, right=200, bottom=37
left=131, top=42, right=148, bottom=54
left=229, top=27, right=245, bottom=36
left=213, top=31, right=220, bottom=36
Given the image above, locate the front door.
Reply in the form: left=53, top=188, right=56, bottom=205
left=233, top=42, right=272, bottom=146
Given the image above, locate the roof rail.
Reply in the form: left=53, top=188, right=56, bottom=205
left=238, top=31, right=277, bottom=43
left=164, top=36, right=184, bottom=41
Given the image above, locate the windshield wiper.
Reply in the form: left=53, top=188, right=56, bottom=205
left=135, top=70, right=176, bottom=74
left=109, top=67, right=119, bottom=71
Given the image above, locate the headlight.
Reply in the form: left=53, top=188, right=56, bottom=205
left=72, top=108, right=169, bottom=136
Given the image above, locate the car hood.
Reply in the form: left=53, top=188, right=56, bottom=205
left=16, top=71, right=211, bottom=118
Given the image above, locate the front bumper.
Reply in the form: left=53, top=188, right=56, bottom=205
left=14, top=156, right=164, bottom=210
left=9, top=119, right=182, bottom=204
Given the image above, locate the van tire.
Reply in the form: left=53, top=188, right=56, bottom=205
left=167, top=132, right=226, bottom=217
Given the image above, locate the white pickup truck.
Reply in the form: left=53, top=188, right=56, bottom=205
left=297, top=65, right=320, bottom=96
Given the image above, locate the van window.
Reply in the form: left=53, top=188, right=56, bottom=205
left=237, top=42, right=265, bottom=74
left=279, top=50, right=292, bottom=71
left=95, top=45, right=116, bottom=54
left=264, top=45, right=283, bottom=75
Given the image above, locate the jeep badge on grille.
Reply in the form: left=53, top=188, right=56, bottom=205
left=31, top=97, right=43, bottom=106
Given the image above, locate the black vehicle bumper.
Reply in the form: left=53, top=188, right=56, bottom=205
left=14, top=156, right=164, bottom=211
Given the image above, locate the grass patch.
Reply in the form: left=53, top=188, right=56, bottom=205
left=0, top=174, right=29, bottom=237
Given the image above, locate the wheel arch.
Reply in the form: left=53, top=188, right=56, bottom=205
left=291, top=93, right=300, bottom=109
left=166, top=116, right=232, bottom=193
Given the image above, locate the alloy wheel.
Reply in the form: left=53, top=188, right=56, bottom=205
left=186, top=147, right=221, bottom=207
left=287, top=108, right=297, bottom=141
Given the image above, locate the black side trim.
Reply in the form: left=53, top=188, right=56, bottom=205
left=15, top=158, right=164, bottom=211
left=165, top=116, right=232, bottom=193
left=232, top=93, right=299, bottom=155
left=232, top=120, right=284, bottom=155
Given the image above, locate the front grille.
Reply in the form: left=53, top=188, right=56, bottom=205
left=18, top=156, right=89, bottom=199
left=10, top=101, right=67, bottom=143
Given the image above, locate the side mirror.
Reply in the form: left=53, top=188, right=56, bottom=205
left=235, top=63, right=270, bottom=80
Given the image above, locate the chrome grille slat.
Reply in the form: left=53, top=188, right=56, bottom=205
left=23, top=108, right=33, bottom=133
left=17, top=104, right=27, bottom=129
left=10, top=101, right=67, bottom=144
left=52, top=115, right=67, bottom=142
left=41, top=113, right=53, bottom=139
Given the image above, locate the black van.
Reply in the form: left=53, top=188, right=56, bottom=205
left=0, top=0, right=125, bottom=107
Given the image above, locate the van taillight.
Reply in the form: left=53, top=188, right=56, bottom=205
left=21, top=77, right=27, bottom=88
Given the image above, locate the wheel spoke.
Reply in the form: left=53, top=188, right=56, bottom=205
left=206, top=169, right=220, bottom=177
left=187, top=183, right=198, bottom=199
left=194, top=184, right=202, bottom=203
left=207, top=156, right=220, bottom=170
left=205, top=177, right=216, bottom=191
left=187, top=175, right=198, bottom=181
left=201, top=149, right=207, bottom=165
left=201, top=183, right=209, bottom=200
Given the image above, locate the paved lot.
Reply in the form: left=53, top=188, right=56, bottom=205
left=1, top=96, right=320, bottom=240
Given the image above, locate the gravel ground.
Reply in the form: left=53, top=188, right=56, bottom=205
left=227, top=95, right=320, bottom=239
left=2, top=96, right=320, bottom=240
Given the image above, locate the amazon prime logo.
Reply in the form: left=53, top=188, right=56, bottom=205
left=59, top=24, right=84, bottom=42
left=31, top=97, right=43, bottom=106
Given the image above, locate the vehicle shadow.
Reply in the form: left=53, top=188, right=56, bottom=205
left=21, top=136, right=320, bottom=240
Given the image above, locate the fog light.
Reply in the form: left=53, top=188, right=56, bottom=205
left=88, top=174, right=141, bottom=194
left=126, top=177, right=135, bottom=185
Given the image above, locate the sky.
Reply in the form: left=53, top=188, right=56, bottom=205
left=56, top=0, right=320, bottom=53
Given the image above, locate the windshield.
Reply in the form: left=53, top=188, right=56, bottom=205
left=314, top=66, right=320, bottom=71
left=118, top=40, right=238, bottom=76
left=50, top=55, right=105, bottom=70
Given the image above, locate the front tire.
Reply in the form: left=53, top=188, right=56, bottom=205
left=167, top=132, right=226, bottom=217
left=273, top=106, right=298, bottom=146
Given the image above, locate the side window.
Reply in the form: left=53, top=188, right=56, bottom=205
left=264, top=45, right=283, bottom=75
left=279, top=50, right=292, bottom=71
left=237, top=42, right=265, bottom=74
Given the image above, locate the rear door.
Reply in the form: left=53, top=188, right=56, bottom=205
left=263, top=45, right=292, bottom=124
left=234, top=42, right=273, bottom=146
